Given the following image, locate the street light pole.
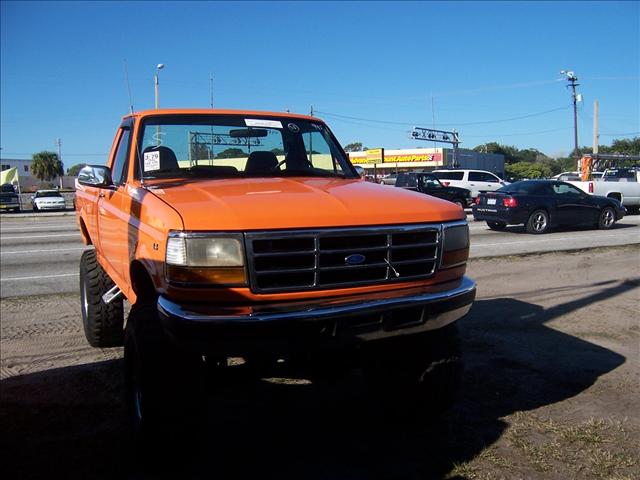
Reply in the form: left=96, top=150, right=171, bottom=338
left=561, top=70, right=580, bottom=164
left=154, top=63, right=165, bottom=109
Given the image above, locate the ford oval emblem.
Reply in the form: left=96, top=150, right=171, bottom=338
left=345, top=254, right=366, bottom=265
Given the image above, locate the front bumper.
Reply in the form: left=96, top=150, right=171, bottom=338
left=35, top=203, right=66, bottom=210
left=157, top=276, right=476, bottom=355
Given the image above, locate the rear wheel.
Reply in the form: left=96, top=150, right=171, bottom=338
left=526, top=209, right=549, bottom=234
left=598, top=207, right=616, bottom=230
left=79, top=249, right=124, bottom=347
left=362, top=323, right=462, bottom=420
left=487, top=221, right=507, bottom=231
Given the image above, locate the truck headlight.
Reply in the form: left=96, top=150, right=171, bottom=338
left=441, top=224, right=469, bottom=268
left=166, top=233, right=247, bottom=285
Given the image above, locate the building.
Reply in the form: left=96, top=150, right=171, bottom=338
left=0, top=158, right=75, bottom=190
left=348, top=147, right=505, bottom=179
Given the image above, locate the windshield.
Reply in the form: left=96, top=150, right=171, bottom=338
left=136, top=115, right=356, bottom=180
left=36, top=191, right=62, bottom=198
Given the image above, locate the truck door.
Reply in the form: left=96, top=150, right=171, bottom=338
left=97, top=125, right=131, bottom=284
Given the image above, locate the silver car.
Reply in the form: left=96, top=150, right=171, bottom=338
left=32, top=190, right=66, bottom=211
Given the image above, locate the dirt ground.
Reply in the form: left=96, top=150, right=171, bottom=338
left=1, top=245, right=638, bottom=479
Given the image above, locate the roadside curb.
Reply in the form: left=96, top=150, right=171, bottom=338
left=0, top=211, right=76, bottom=219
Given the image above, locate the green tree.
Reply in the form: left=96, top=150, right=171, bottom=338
left=216, top=148, right=247, bottom=159
left=31, top=151, right=64, bottom=181
left=609, top=137, right=640, bottom=155
left=344, top=142, right=363, bottom=152
left=505, top=161, right=553, bottom=181
left=67, top=163, right=87, bottom=176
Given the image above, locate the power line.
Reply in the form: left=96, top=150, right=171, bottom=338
left=315, top=106, right=570, bottom=127
left=600, top=132, right=640, bottom=137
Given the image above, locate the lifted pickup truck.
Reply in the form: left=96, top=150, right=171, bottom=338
left=75, top=109, right=476, bottom=439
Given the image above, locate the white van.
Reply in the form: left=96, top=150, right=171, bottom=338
left=432, top=169, right=508, bottom=198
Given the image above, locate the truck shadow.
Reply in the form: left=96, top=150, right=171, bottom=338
left=1, top=278, right=634, bottom=480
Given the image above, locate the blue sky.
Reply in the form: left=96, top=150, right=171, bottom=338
left=1, top=1, right=638, bottom=169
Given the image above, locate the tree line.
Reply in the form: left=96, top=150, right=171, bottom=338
left=344, top=138, right=639, bottom=180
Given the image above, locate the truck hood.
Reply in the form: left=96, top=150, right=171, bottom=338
left=146, top=177, right=465, bottom=230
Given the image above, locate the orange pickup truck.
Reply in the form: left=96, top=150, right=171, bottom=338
left=75, top=109, right=476, bottom=439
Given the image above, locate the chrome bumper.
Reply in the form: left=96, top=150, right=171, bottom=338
left=157, top=277, right=476, bottom=354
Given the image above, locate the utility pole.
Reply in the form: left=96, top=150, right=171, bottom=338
left=593, top=100, right=600, bottom=171
left=560, top=70, right=581, bottom=166
left=55, top=138, right=63, bottom=189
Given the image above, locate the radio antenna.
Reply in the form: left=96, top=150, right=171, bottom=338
left=209, top=73, right=214, bottom=109
left=123, top=59, right=134, bottom=114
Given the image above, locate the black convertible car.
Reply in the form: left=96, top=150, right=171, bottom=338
left=396, top=172, right=471, bottom=208
left=472, top=180, right=626, bottom=234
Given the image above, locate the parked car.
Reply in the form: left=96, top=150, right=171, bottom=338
left=379, top=173, right=398, bottom=185
left=472, top=180, right=626, bottom=234
left=31, top=190, right=66, bottom=211
left=0, top=183, right=20, bottom=212
left=432, top=169, right=508, bottom=198
left=396, top=172, right=471, bottom=208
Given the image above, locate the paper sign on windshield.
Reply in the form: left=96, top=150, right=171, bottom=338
left=144, top=151, right=160, bottom=171
left=245, top=119, right=282, bottom=129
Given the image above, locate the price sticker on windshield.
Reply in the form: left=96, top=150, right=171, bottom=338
left=245, top=119, right=282, bottom=129
left=143, top=151, right=160, bottom=172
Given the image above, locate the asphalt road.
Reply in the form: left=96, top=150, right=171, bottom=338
left=1, top=211, right=639, bottom=298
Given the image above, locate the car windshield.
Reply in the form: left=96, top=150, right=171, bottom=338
left=136, top=115, right=356, bottom=180
left=36, top=191, right=62, bottom=198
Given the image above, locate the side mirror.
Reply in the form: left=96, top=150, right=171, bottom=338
left=77, top=165, right=114, bottom=188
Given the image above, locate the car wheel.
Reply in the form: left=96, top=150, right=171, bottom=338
left=124, top=300, right=205, bottom=447
left=362, top=323, right=462, bottom=420
left=487, top=221, right=507, bottom=231
left=32, top=205, right=38, bottom=212
left=598, top=207, right=616, bottom=230
left=452, top=198, right=466, bottom=210
left=526, top=209, right=549, bottom=234
left=79, top=249, right=124, bottom=347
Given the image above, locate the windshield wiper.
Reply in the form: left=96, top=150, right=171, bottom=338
left=277, top=169, right=347, bottom=178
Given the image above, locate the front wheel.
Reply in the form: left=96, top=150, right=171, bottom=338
left=598, top=207, right=616, bottom=230
left=79, top=249, right=124, bottom=347
left=487, top=221, right=507, bottom=231
left=526, top=209, right=549, bottom=234
left=125, top=301, right=205, bottom=446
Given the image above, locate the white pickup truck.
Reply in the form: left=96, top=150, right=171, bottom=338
left=567, top=168, right=640, bottom=211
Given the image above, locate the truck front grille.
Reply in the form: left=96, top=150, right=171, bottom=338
left=245, top=224, right=440, bottom=293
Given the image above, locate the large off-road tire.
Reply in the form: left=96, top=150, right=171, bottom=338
left=598, top=207, right=616, bottom=230
left=124, top=300, right=205, bottom=447
left=362, top=323, right=463, bottom=420
left=526, top=209, right=550, bottom=234
left=79, top=249, right=124, bottom=347
left=487, top=221, right=507, bottom=231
